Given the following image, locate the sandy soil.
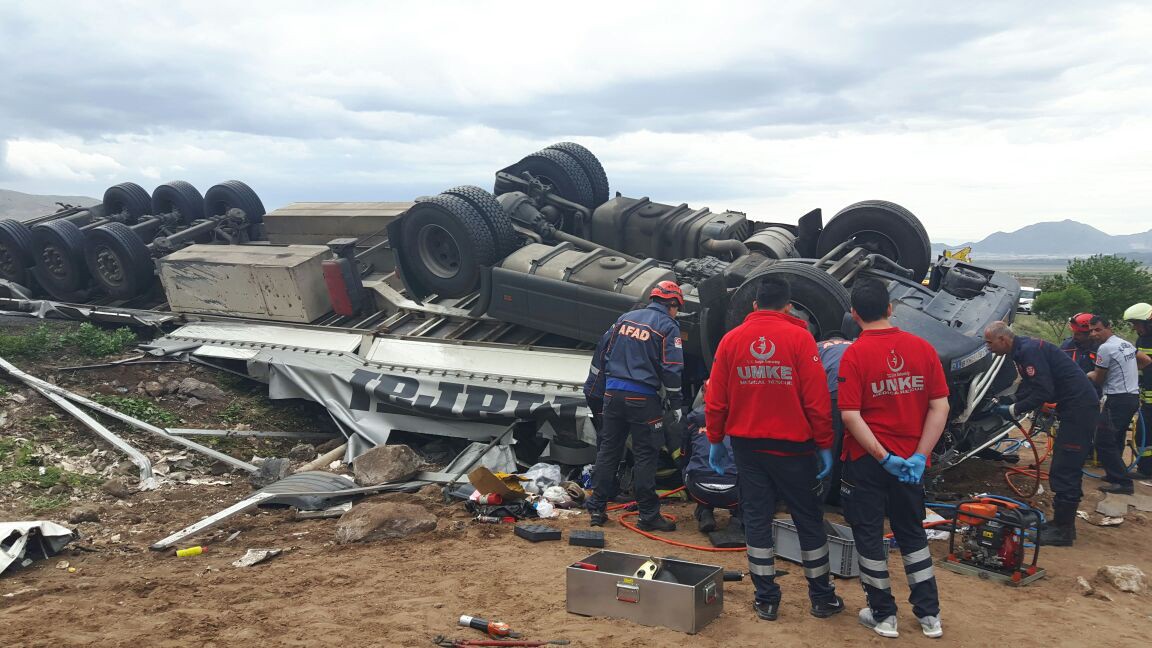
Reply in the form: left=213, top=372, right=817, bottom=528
left=2, top=473, right=1151, bottom=648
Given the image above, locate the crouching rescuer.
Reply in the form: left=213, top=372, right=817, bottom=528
left=705, top=276, right=843, bottom=622
left=838, top=278, right=949, bottom=639
left=584, top=281, right=685, bottom=532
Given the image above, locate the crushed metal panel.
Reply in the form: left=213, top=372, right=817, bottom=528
left=192, top=345, right=261, bottom=360
left=168, top=322, right=363, bottom=353
left=158, top=244, right=333, bottom=323
left=365, top=337, right=590, bottom=385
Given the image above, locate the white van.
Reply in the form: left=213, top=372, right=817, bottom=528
left=1018, top=286, right=1041, bottom=313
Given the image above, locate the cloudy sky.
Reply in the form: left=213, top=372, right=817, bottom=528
left=1, top=1, right=1149, bottom=243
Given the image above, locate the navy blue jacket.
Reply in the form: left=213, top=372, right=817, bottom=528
left=601, top=302, right=684, bottom=406
left=582, top=331, right=610, bottom=407
left=682, top=407, right=736, bottom=479
left=1059, top=336, right=1098, bottom=375
left=818, top=337, right=852, bottom=397
left=1011, top=336, right=1099, bottom=416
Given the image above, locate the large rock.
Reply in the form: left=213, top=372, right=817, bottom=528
left=101, top=478, right=132, bottom=499
left=1097, top=565, right=1147, bottom=593
left=335, top=501, right=436, bottom=543
left=143, top=381, right=167, bottom=397
left=67, top=505, right=101, bottom=524
left=249, top=457, right=291, bottom=488
left=352, top=444, right=422, bottom=485
left=176, top=377, right=227, bottom=402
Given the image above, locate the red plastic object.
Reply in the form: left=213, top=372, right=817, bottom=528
left=322, top=260, right=355, bottom=316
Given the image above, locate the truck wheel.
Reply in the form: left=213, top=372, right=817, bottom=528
left=545, top=142, right=609, bottom=207
left=510, top=148, right=596, bottom=209
left=442, top=185, right=520, bottom=257
left=816, top=200, right=931, bottom=281
left=205, top=180, right=266, bottom=224
left=725, top=261, right=852, bottom=340
left=152, top=180, right=205, bottom=226
left=402, top=194, right=496, bottom=298
left=85, top=222, right=155, bottom=299
left=0, top=219, right=36, bottom=287
left=31, top=219, right=90, bottom=296
left=102, top=182, right=152, bottom=224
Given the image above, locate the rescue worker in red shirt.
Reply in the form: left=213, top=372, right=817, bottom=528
left=838, top=278, right=949, bottom=639
left=705, top=275, right=843, bottom=622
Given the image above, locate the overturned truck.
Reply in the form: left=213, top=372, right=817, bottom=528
left=383, top=142, right=1022, bottom=473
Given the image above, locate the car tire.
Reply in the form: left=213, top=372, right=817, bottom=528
left=545, top=142, right=610, bottom=208
left=725, top=261, right=852, bottom=341
left=0, top=219, right=36, bottom=288
left=85, top=222, right=155, bottom=300
left=30, top=219, right=90, bottom=297
left=815, top=200, right=931, bottom=281
left=401, top=194, right=496, bottom=298
left=152, top=180, right=205, bottom=226
left=442, top=185, right=520, bottom=257
left=508, top=148, right=596, bottom=209
left=102, top=182, right=152, bottom=224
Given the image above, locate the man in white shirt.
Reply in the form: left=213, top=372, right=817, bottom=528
left=1089, top=315, right=1152, bottom=495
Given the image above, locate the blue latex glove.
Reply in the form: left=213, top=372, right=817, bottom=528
left=708, top=442, right=731, bottom=475
left=903, top=453, right=927, bottom=484
left=816, top=448, right=834, bottom=480
left=879, top=452, right=910, bottom=479
left=991, top=403, right=1013, bottom=419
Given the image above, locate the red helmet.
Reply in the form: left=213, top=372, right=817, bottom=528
left=1068, top=312, right=1093, bottom=333
left=649, top=280, right=684, bottom=307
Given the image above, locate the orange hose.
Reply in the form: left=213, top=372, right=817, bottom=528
left=1003, top=425, right=1054, bottom=499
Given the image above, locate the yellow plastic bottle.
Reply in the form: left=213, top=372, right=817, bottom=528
left=175, top=546, right=204, bottom=557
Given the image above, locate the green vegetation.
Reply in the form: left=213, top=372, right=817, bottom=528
left=92, top=395, right=181, bottom=426
left=1031, top=284, right=1093, bottom=341
left=0, top=322, right=138, bottom=359
left=1040, top=255, right=1152, bottom=324
left=26, top=494, right=70, bottom=511
left=1012, top=314, right=1062, bottom=344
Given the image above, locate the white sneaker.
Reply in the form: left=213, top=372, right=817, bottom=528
left=918, top=615, right=943, bottom=638
left=858, top=607, right=899, bottom=638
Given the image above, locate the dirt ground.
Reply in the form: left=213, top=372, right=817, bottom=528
left=3, top=319, right=1152, bottom=646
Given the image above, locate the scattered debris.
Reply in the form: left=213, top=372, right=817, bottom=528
left=224, top=531, right=241, bottom=543
left=1095, top=498, right=1129, bottom=518
left=250, top=457, right=292, bottom=488
left=1076, top=576, right=1094, bottom=596
left=295, top=502, right=353, bottom=520
left=0, top=521, right=75, bottom=575
left=176, top=377, right=228, bottom=401
left=2, top=587, right=37, bottom=598
left=232, top=548, right=282, bottom=568
left=1097, top=565, right=1147, bottom=593
left=1078, top=510, right=1124, bottom=527
left=335, top=501, right=437, bottom=544
left=4, top=391, right=28, bottom=404
left=55, top=560, right=70, bottom=570
left=287, top=443, right=317, bottom=462
left=353, top=444, right=423, bottom=485
left=175, top=546, right=204, bottom=557
left=67, top=505, right=102, bottom=524
left=167, top=428, right=338, bottom=441
left=143, top=381, right=167, bottom=397
left=101, top=478, right=132, bottom=499
left=185, top=397, right=206, bottom=409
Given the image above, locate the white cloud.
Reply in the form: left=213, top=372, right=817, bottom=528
left=0, top=1, right=1149, bottom=241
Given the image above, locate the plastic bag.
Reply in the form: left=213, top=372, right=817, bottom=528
left=520, top=462, right=563, bottom=495
left=542, top=485, right=571, bottom=505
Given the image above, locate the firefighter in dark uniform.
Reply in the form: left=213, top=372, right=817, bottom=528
left=1124, top=303, right=1152, bottom=476
left=706, top=276, right=843, bottom=622
left=984, top=321, right=1099, bottom=546
left=1060, top=312, right=1099, bottom=375
left=584, top=281, right=684, bottom=532
left=582, top=332, right=610, bottom=430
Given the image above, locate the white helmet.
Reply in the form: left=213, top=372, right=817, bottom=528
left=1123, top=302, right=1152, bottom=321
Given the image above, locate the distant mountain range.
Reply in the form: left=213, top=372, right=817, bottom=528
left=0, top=188, right=99, bottom=221
left=932, top=219, right=1152, bottom=260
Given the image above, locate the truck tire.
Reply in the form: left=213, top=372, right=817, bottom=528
left=545, top=142, right=609, bottom=207
left=152, top=180, right=205, bottom=226
left=816, top=200, right=931, bottom=281
left=442, top=185, right=520, bottom=257
left=725, top=261, right=852, bottom=341
left=402, top=194, right=496, bottom=297
left=0, top=219, right=36, bottom=287
left=85, top=222, right=155, bottom=300
left=514, top=148, right=596, bottom=209
left=204, top=180, right=266, bottom=224
left=102, top=182, right=152, bottom=223
left=31, top=219, right=90, bottom=296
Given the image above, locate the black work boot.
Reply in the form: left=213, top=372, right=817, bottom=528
left=754, top=600, right=780, bottom=621
left=811, top=595, right=846, bottom=619
left=1039, top=501, right=1077, bottom=546
left=695, top=505, right=717, bottom=533
left=637, top=515, right=677, bottom=532
left=589, top=510, right=608, bottom=527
